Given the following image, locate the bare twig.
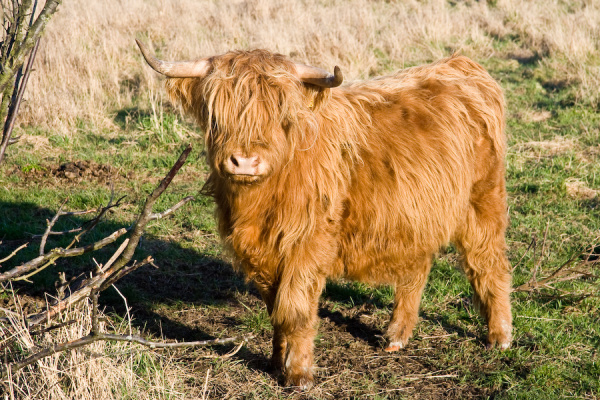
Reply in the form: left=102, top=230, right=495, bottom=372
left=0, top=228, right=128, bottom=283
left=401, top=371, right=458, bottom=381
left=91, top=290, right=99, bottom=336
left=149, top=195, right=195, bottom=221
left=98, top=255, right=154, bottom=292
left=29, top=319, right=77, bottom=337
left=112, top=284, right=132, bottom=335
left=513, top=243, right=600, bottom=293
left=100, top=333, right=255, bottom=349
left=201, top=368, right=211, bottom=400
left=200, top=340, right=246, bottom=359
left=65, top=196, right=124, bottom=250
left=420, top=333, right=458, bottom=340
left=33, top=227, right=83, bottom=238
left=0, top=242, right=28, bottom=264
left=39, top=198, right=69, bottom=256
left=25, top=255, right=152, bottom=326
left=30, top=208, right=97, bottom=239
left=532, top=221, right=550, bottom=283
left=102, top=238, right=129, bottom=272
left=512, top=237, right=536, bottom=273
left=55, top=271, right=68, bottom=299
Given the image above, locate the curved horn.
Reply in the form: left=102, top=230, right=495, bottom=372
left=294, top=63, right=343, bottom=88
left=136, top=39, right=211, bottom=78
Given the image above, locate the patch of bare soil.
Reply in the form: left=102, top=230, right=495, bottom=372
left=52, top=160, right=115, bottom=182
left=161, top=300, right=488, bottom=399
left=9, top=159, right=130, bottom=187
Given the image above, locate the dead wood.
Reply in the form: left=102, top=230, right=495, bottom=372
left=1, top=144, right=249, bottom=382
left=4, top=327, right=253, bottom=377
left=513, top=242, right=599, bottom=294
left=26, top=143, right=193, bottom=325
left=0, top=228, right=128, bottom=283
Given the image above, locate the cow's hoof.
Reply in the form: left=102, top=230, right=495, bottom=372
left=284, top=371, right=314, bottom=390
left=384, top=340, right=405, bottom=352
left=486, top=330, right=512, bottom=350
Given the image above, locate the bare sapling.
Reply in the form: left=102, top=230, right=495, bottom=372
left=0, top=0, right=62, bottom=163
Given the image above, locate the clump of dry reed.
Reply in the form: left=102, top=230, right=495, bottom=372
left=13, top=0, right=600, bottom=134
left=1, top=293, right=189, bottom=400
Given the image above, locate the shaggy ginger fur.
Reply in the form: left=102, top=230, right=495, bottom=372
left=164, top=51, right=512, bottom=388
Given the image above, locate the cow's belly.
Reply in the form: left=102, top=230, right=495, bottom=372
left=333, top=225, right=439, bottom=285
left=333, top=183, right=468, bottom=284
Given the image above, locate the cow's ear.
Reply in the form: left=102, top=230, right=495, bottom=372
left=166, top=77, right=208, bottom=128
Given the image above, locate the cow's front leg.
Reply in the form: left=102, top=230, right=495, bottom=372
left=255, top=284, right=287, bottom=373
left=271, top=274, right=325, bottom=389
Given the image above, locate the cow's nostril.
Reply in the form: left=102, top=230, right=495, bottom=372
left=226, top=152, right=263, bottom=176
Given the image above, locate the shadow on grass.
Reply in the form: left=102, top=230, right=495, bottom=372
left=0, top=198, right=277, bottom=371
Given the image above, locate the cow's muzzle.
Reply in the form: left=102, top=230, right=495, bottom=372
left=224, top=152, right=267, bottom=182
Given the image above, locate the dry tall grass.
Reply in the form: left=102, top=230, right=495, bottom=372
left=14, top=0, right=600, bottom=134
left=1, top=295, right=190, bottom=400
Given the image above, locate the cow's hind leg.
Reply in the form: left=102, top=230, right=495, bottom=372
left=455, top=185, right=512, bottom=349
left=385, top=256, right=431, bottom=351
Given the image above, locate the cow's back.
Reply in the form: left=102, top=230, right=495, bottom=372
left=335, top=56, right=505, bottom=283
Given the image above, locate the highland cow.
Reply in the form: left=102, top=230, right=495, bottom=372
left=137, top=40, right=512, bottom=389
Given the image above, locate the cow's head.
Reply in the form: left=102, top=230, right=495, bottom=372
left=136, top=40, right=343, bottom=185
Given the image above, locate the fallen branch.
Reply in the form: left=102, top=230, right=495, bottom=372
left=0, top=228, right=128, bottom=283
left=514, top=243, right=599, bottom=293
left=26, top=255, right=152, bottom=326
left=27, top=144, right=193, bottom=326
left=3, top=330, right=253, bottom=377
left=109, top=144, right=193, bottom=273
left=2, top=144, right=202, bottom=382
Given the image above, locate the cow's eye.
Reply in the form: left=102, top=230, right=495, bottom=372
left=251, top=140, right=268, bottom=148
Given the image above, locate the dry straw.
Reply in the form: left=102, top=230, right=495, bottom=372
left=566, top=178, right=599, bottom=200
left=2, top=294, right=188, bottom=400
left=11, top=0, right=600, bottom=134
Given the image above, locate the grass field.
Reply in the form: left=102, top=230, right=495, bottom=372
left=1, top=0, right=600, bottom=398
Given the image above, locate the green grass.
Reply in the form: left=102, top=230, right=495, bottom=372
left=1, top=55, right=599, bottom=399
